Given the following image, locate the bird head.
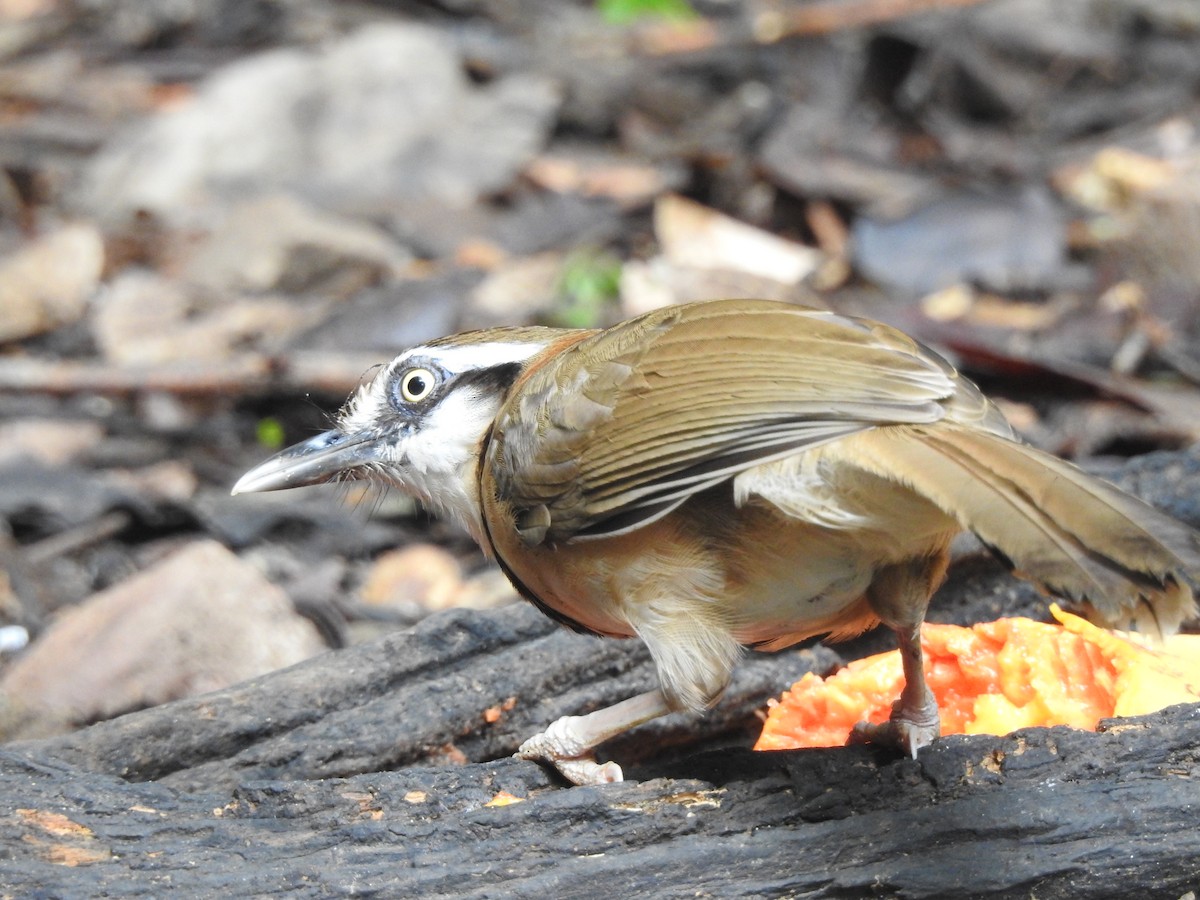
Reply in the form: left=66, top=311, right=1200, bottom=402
left=232, top=326, right=578, bottom=543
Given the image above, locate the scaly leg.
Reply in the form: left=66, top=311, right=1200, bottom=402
left=850, top=554, right=947, bottom=757
left=516, top=689, right=672, bottom=785
left=850, top=619, right=939, bottom=757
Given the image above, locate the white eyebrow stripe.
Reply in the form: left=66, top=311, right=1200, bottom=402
left=400, top=341, right=547, bottom=375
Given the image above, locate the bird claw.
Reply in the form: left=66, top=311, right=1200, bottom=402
left=516, top=717, right=625, bottom=785
left=849, top=698, right=940, bottom=758
left=519, top=750, right=624, bottom=786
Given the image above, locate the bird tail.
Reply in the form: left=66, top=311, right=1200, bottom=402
left=853, top=425, right=1200, bottom=637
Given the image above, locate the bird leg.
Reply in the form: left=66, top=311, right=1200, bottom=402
left=850, top=619, right=939, bottom=757
left=516, top=689, right=672, bottom=785
left=850, top=555, right=946, bottom=757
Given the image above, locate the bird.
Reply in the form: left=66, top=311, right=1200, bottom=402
left=233, top=298, right=1200, bottom=785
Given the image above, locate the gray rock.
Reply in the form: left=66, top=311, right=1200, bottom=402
left=852, top=185, right=1068, bottom=295
left=76, top=23, right=561, bottom=224
left=0, top=540, right=326, bottom=741
left=183, top=193, right=411, bottom=297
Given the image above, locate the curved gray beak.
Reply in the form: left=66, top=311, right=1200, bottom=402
left=232, top=429, right=383, bottom=495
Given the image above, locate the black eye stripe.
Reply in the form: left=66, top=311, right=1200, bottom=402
left=453, top=362, right=523, bottom=395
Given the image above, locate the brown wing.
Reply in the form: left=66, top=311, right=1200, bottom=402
left=485, top=299, right=960, bottom=544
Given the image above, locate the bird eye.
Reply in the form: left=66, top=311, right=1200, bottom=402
left=399, top=368, right=436, bottom=403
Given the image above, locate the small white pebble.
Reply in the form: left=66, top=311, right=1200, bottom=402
left=0, top=625, right=30, bottom=654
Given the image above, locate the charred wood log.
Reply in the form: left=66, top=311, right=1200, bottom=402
left=1, top=703, right=1197, bottom=898
left=1, top=447, right=1198, bottom=896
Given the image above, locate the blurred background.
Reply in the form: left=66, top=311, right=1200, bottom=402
left=1, top=0, right=1198, bottom=741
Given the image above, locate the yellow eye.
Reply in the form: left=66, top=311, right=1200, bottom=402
left=400, top=368, right=436, bottom=403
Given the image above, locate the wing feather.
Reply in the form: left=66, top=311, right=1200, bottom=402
left=486, top=300, right=959, bottom=543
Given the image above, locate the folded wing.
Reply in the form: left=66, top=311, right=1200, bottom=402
left=485, top=299, right=967, bottom=544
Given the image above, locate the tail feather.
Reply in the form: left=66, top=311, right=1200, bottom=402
left=854, top=426, right=1200, bottom=637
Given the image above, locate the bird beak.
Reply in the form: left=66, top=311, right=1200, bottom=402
left=231, top=429, right=382, bottom=495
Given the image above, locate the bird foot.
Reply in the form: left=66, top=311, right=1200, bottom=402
left=849, top=697, right=940, bottom=758
left=516, top=716, right=624, bottom=785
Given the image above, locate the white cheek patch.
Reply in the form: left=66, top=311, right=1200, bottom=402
left=384, top=386, right=507, bottom=542
left=401, top=388, right=499, bottom=475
